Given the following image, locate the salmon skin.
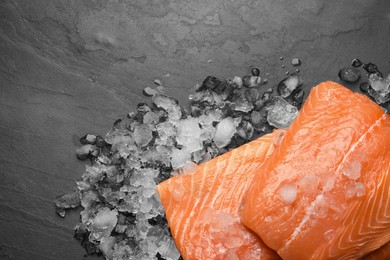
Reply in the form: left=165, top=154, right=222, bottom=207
left=241, top=81, right=390, bottom=260
left=157, top=132, right=282, bottom=260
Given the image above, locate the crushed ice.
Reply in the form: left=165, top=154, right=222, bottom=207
left=58, top=69, right=308, bottom=259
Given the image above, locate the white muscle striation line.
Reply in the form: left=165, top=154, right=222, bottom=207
left=218, top=145, right=252, bottom=211
left=179, top=157, right=219, bottom=246
left=209, top=150, right=236, bottom=209
left=174, top=167, right=195, bottom=240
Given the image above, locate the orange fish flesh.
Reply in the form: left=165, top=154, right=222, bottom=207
left=157, top=132, right=282, bottom=260
left=241, top=81, right=390, bottom=259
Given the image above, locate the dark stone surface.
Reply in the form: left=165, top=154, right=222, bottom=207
left=0, top=0, right=389, bottom=259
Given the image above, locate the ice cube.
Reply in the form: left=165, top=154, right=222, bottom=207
left=92, top=208, right=118, bottom=229
left=133, top=123, right=153, bottom=148
left=232, top=76, right=243, bottom=88
left=243, top=76, right=261, bottom=88
left=143, top=111, right=160, bottom=125
left=368, top=73, right=390, bottom=104
left=231, top=97, right=254, bottom=113
left=213, top=117, right=237, bottom=148
left=342, top=161, right=361, bottom=180
left=192, top=148, right=206, bottom=163
left=176, top=118, right=202, bottom=152
left=112, top=241, right=134, bottom=259
left=153, top=94, right=182, bottom=121
left=237, top=121, right=254, bottom=140
left=75, top=144, right=98, bottom=160
left=158, top=235, right=181, bottom=260
left=80, top=134, right=97, bottom=145
left=143, top=86, right=159, bottom=96
left=90, top=208, right=118, bottom=241
left=170, top=147, right=191, bottom=170
left=111, top=134, right=135, bottom=157
left=153, top=94, right=176, bottom=110
left=291, top=58, right=301, bottom=66
left=54, top=192, right=81, bottom=217
left=199, top=110, right=222, bottom=125
left=266, top=97, right=298, bottom=128
left=140, top=198, right=153, bottom=213
left=156, top=121, right=177, bottom=145
left=277, top=74, right=302, bottom=98
left=99, top=236, right=116, bottom=258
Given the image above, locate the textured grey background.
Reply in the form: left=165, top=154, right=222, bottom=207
left=0, top=0, right=389, bottom=259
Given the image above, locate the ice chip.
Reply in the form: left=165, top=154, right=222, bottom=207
left=209, top=211, right=235, bottom=232
left=111, top=134, right=135, bottom=157
left=176, top=118, right=202, bottom=152
left=278, top=183, right=297, bottom=205
left=231, top=98, right=254, bottom=113
left=90, top=208, right=118, bottom=241
left=54, top=192, right=81, bottom=217
left=267, top=96, right=298, bottom=128
left=343, top=161, right=361, bottom=180
left=140, top=198, right=153, bottom=213
left=213, top=117, right=237, bottom=148
left=143, top=111, right=160, bottom=125
left=368, top=73, right=390, bottom=104
left=232, top=76, right=243, bottom=88
left=355, top=182, right=366, bottom=197
left=153, top=94, right=177, bottom=110
left=321, top=174, right=335, bottom=191
left=171, top=147, right=191, bottom=170
left=153, top=94, right=182, bottom=121
left=345, top=182, right=356, bottom=199
left=158, top=235, right=181, bottom=260
left=192, top=148, right=206, bottom=163
left=291, top=58, right=301, bottom=66
left=92, top=208, right=118, bottom=229
left=156, top=121, right=177, bottom=146
left=133, top=124, right=153, bottom=147
left=298, top=174, right=320, bottom=194
left=277, top=74, right=302, bottom=98
left=99, top=236, right=116, bottom=257
left=167, top=105, right=182, bottom=121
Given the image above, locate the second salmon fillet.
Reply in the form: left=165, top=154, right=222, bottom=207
left=241, top=81, right=390, bottom=259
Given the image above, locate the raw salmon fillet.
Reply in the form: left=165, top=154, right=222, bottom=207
left=363, top=241, right=390, bottom=260
left=157, top=132, right=282, bottom=260
left=241, top=81, right=390, bottom=259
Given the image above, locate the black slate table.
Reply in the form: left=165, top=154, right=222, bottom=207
left=1, top=0, right=389, bottom=259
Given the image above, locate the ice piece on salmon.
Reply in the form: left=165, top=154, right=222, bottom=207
left=241, top=81, right=390, bottom=259
left=157, top=132, right=282, bottom=260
